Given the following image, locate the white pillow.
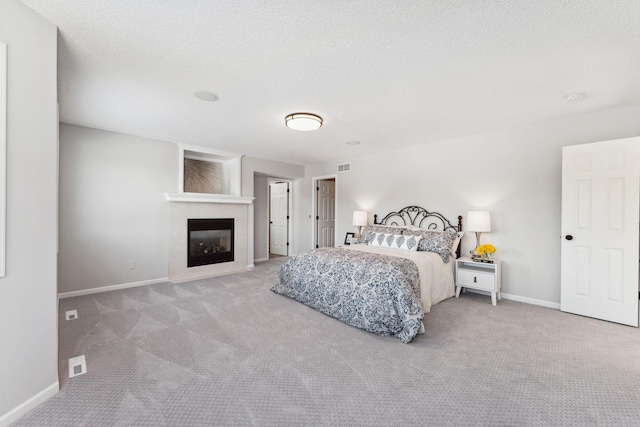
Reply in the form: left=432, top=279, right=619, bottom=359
left=358, top=225, right=408, bottom=244
left=368, top=232, right=422, bottom=251
left=451, top=231, right=464, bottom=257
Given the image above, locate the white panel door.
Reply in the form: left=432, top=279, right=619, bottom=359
left=316, top=179, right=335, bottom=248
left=561, top=137, right=639, bottom=326
left=269, top=182, right=289, bottom=256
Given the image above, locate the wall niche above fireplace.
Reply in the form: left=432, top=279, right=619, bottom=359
left=179, top=144, right=241, bottom=196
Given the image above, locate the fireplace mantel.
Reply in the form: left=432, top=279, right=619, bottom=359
left=165, top=192, right=254, bottom=204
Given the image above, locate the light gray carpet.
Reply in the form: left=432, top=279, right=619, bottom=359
left=13, top=258, right=640, bottom=426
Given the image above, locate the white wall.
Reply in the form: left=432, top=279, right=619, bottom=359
left=0, top=1, right=59, bottom=424
left=58, top=124, right=178, bottom=293
left=302, top=103, right=640, bottom=306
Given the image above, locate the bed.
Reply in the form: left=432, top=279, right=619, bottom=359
left=271, top=206, right=463, bottom=343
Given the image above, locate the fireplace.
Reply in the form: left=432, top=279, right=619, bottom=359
left=188, top=218, right=234, bottom=267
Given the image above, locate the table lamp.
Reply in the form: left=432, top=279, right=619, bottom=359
left=352, top=211, right=368, bottom=237
left=467, top=211, right=491, bottom=256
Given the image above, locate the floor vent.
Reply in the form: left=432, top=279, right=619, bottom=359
left=68, top=355, right=87, bottom=378
left=337, top=163, right=351, bottom=173
left=65, top=310, right=78, bottom=320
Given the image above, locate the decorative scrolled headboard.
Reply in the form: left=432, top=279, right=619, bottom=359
left=373, top=206, right=463, bottom=258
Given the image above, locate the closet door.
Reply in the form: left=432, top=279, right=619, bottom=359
left=316, top=179, right=335, bottom=248
left=561, top=137, right=640, bottom=326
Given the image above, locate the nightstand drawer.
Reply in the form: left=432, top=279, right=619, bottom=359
left=457, top=269, right=494, bottom=291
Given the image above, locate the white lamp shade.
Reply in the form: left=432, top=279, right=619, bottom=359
left=352, top=211, right=368, bottom=227
left=466, top=211, right=491, bottom=232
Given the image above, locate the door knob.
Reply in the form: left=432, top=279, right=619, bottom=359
left=565, top=235, right=573, bottom=241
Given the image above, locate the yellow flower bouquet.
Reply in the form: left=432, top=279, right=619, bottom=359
left=475, top=244, right=496, bottom=260
left=475, top=244, right=495, bottom=254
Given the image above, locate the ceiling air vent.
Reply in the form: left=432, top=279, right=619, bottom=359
left=337, top=163, right=351, bottom=173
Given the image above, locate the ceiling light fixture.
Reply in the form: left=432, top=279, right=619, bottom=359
left=285, top=113, right=323, bottom=131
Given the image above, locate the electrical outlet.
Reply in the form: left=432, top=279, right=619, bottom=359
left=68, top=355, right=87, bottom=378
left=128, top=261, right=136, bottom=270
left=65, top=310, right=78, bottom=320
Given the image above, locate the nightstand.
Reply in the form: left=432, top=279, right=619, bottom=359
left=455, top=256, right=502, bottom=306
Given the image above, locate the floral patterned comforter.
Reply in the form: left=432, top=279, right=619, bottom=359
left=271, top=247, right=424, bottom=343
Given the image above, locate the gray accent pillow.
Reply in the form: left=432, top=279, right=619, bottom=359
left=401, top=228, right=458, bottom=262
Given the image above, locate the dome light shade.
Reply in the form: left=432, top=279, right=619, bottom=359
left=285, top=113, right=323, bottom=131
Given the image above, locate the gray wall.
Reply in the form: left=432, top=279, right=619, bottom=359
left=0, top=0, right=59, bottom=421
left=301, top=103, right=640, bottom=306
left=58, top=124, right=178, bottom=293
left=253, top=174, right=269, bottom=261
left=57, top=128, right=306, bottom=294
left=242, top=156, right=305, bottom=263
left=51, top=92, right=640, bottom=306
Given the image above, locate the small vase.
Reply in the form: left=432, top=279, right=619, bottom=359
left=481, top=252, right=491, bottom=261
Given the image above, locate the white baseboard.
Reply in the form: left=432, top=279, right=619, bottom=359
left=0, top=382, right=58, bottom=427
left=464, top=289, right=560, bottom=310
left=58, top=277, right=169, bottom=299
left=247, top=263, right=256, bottom=269
left=255, top=256, right=293, bottom=263
left=501, top=292, right=560, bottom=309
left=169, top=268, right=249, bottom=284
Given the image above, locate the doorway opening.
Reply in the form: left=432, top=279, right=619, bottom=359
left=312, top=175, right=337, bottom=249
left=252, top=174, right=294, bottom=263
left=269, top=181, right=290, bottom=258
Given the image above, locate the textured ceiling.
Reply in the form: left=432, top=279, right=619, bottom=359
left=20, top=0, right=640, bottom=165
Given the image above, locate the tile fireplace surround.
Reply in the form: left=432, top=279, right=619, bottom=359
left=166, top=193, right=254, bottom=283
